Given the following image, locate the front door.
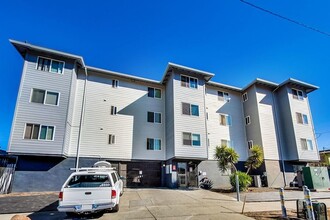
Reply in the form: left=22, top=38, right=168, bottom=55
left=177, top=162, right=187, bottom=187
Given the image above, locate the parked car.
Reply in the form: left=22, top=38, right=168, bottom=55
left=57, top=161, right=123, bottom=215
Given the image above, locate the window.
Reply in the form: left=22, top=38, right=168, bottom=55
left=67, top=174, right=112, bottom=188
left=24, top=124, right=40, bottom=139
left=292, top=89, right=304, bottom=100
left=242, top=92, right=248, bottom=102
left=182, top=103, right=199, bottom=116
left=219, top=114, right=232, bottom=126
left=301, top=138, right=313, bottom=151
left=111, top=173, right=118, bottom=184
left=148, top=87, right=161, bottom=98
left=296, top=113, right=308, bottom=125
left=245, top=116, right=251, bottom=125
left=112, top=80, right=119, bottom=88
left=37, top=57, right=64, bottom=74
left=182, top=132, right=201, bottom=146
left=111, top=106, right=117, bottom=115
left=218, top=91, right=230, bottom=101
left=39, top=125, right=54, bottom=140
left=147, top=138, right=161, bottom=150
left=221, top=139, right=232, bottom=147
left=108, top=134, right=115, bottom=144
left=147, top=112, right=161, bottom=123
left=181, top=75, right=198, bottom=89
left=31, top=89, right=59, bottom=106
left=248, top=140, right=253, bottom=149
left=24, top=123, right=54, bottom=140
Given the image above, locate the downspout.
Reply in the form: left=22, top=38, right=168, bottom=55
left=272, top=86, right=287, bottom=187
left=75, top=66, right=88, bottom=171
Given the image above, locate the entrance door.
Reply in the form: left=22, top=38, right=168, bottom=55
left=177, top=162, right=187, bottom=187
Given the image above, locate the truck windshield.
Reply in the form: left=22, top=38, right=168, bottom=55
left=66, top=174, right=112, bottom=188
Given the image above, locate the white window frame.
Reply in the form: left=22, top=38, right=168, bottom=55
left=108, top=134, right=115, bottom=145
left=242, top=92, right=248, bottom=102
left=248, top=140, right=253, bottom=149
left=301, top=138, right=313, bottom=151
left=147, top=138, right=162, bottom=150
left=112, top=79, right=119, bottom=88
left=182, top=102, right=199, bottom=116
left=36, top=56, right=65, bottom=74
left=23, top=123, right=55, bottom=141
left=292, top=88, right=304, bottom=101
left=180, top=74, right=198, bottom=89
left=221, top=139, right=232, bottom=147
left=147, top=111, right=162, bottom=124
left=296, top=112, right=308, bottom=125
left=219, top=114, right=232, bottom=126
left=182, top=132, right=201, bottom=147
left=218, top=91, right=230, bottom=102
left=30, top=88, right=60, bottom=106
left=147, top=87, right=162, bottom=99
left=110, top=106, right=117, bottom=115
left=245, top=116, right=251, bottom=125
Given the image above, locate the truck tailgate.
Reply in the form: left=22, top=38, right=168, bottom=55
left=62, top=187, right=112, bottom=205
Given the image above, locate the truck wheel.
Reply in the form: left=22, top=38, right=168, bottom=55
left=66, top=212, right=77, bottom=217
left=112, top=204, right=119, bottom=212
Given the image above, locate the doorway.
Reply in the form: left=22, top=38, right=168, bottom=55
left=177, top=162, right=187, bottom=187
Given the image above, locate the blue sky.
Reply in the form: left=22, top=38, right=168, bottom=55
left=0, top=0, right=329, bottom=151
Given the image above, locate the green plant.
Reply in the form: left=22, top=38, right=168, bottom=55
left=230, top=171, right=252, bottom=191
left=214, top=145, right=239, bottom=173
left=245, top=145, right=263, bottom=174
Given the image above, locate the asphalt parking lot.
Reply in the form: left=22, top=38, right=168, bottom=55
left=0, top=188, right=253, bottom=220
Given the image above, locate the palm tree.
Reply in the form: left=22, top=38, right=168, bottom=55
left=214, top=145, right=239, bottom=173
left=245, top=145, right=263, bottom=174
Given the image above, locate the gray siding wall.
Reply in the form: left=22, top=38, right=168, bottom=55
left=165, top=73, right=175, bottom=159
left=255, top=86, right=280, bottom=160
left=69, top=71, right=165, bottom=161
left=9, top=53, right=74, bottom=155
left=205, top=86, right=248, bottom=161
left=172, top=71, right=207, bottom=159
left=63, top=65, right=78, bottom=155
left=287, top=86, right=319, bottom=161
left=243, top=86, right=263, bottom=150
left=275, top=86, right=297, bottom=160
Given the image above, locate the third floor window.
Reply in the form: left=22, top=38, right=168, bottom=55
left=182, top=103, right=199, bottom=116
left=219, top=114, right=232, bottom=126
left=218, top=91, right=230, bottom=102
left=148, top=87, right=161, bottom=98
left=31, top=88, right=59, bottom=106
left=296, top=112, right=308, bottom=125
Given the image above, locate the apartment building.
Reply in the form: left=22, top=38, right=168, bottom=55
left=8, top=40, right=319, bottom=191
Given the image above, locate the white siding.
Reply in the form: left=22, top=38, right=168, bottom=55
left=205, top=86, right=247, bottom=161
left=69, top=72, right=165, bottom=160
left=165, top=73, right=175, bottom=159
left=172, top=71, right=207, bottom=159
left=256, top=86, right=280, bottom=160
left=287, top=86, right=319, bottom=161
left=9, top=53, right=74, bottom=155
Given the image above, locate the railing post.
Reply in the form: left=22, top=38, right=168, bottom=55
left=235, top=173, right=240, bottom=201
left=303, top=185, right=315, bottom=220
left=279, top=188, right=287, bottom=218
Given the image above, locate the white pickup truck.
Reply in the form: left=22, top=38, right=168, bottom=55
left=57, top=161, right=123, bottom=215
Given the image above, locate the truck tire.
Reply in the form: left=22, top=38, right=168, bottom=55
left=112, top=204, right=119, bottom=212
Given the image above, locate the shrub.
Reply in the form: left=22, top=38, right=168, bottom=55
left=230, top=171, right=252, bottom=191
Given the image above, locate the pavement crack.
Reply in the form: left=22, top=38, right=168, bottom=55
left=145, top=205, right=157, bottom=220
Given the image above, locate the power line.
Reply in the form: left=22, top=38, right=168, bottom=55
left=239, top=0, right=330, bottom=37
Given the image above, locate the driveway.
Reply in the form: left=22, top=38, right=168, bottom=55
left=0, top=188, right=253, bottom=220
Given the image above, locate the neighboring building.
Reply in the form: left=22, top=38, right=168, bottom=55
left=319, top=150, right=330, bottom=166
left=8, top=40, right=320, bottom=191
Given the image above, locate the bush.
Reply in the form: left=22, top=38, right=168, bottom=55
left=230, top=171, right=252, bottom=191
